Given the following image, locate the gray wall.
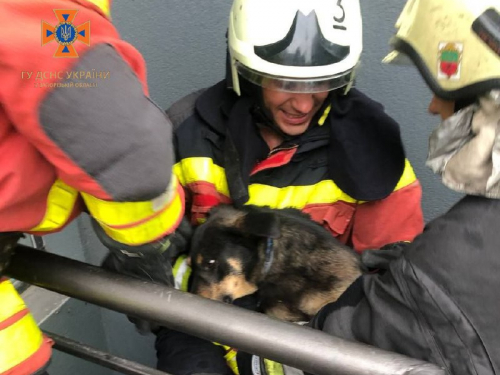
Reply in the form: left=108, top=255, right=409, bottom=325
left=34, top=1, right=464, bottom=374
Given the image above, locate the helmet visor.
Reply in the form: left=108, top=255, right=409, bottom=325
left=253, top=10, right=350, bottom=68
left=236, top=62, right=353, bottom=93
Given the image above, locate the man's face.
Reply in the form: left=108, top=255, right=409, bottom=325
left=428, top=95, right=456, bottom=121
left=262, top=88, right=329, bottom=136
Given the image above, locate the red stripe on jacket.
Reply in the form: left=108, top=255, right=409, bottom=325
left=250, top=148, right=297, bottom=176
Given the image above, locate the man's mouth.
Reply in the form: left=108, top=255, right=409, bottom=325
left=280, top=110, right=309, bottom=125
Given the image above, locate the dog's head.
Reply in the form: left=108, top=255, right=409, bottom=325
left=189, top=205, right=281, bottom=303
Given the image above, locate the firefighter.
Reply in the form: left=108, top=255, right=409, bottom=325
left=201, top=1, right=500, bottom=374
left=308, top=1, right=500, bottom=374
left=0, top=0, right=188, bottom=374
left=168, top=0, right=424, bottom=250
left=154, top=0, right=426, bottom=374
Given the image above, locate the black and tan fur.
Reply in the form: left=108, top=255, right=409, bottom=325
left=189, top=205, right=362, bottom=322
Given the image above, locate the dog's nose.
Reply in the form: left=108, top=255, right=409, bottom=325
left=222, top=295, right=233, bottom=304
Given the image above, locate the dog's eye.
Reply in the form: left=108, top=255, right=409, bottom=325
left=202, top=259, right=217, bottom=270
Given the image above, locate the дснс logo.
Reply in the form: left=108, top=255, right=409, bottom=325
left=42, top=10, right=90, bottom=58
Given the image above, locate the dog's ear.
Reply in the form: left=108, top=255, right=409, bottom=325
left=238, top=211, right=281, bottom=239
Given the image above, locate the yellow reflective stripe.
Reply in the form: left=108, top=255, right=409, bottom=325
left=394, top=159, right=417, bottom=191
left=85, top=0, right=111, bottom=15
left=249, top=159, right=416, bottom=207
left=0, top=280, right=26, bottom=322
left=174, top=157, right=356, bottom=207
left=224, top=348, right=239, bottom=375
left=30, top=179, right=79, bottom=232
left=172, top=255, right=192, bottom=292
left=318, top=105, right=331, bottom=126
left=0, top=279, right=46, bottom=373
left=263, top=359, right=284, bottom=375
left=93, top=192, right=183, bottom=246
left=248, top=180, right=357, bottom=208
left=175, top=157, right=417, bottom=209
left=213, top=343, right=239, bottom=375
left=83, top=176, right=183, bottom=245
left=174, top=158, right=229, bottom=196
left=172, top=255, right=185, bottom=277
left=0, top=311, right=43, bottom=374
left=83, top=176, right=178, bottom=227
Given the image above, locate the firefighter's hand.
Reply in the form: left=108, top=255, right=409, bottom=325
left=94, top=217, right=192, bottom=334
left=94, top=217, right=192, bottom=285
left=360, top=242, right=408, bottom=272
left=0, top=233, right=23, bottom=275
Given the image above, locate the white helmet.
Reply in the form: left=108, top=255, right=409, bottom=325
left=228, top=0, right=363, bottom=96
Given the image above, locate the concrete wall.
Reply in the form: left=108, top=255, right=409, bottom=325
left=31, top=1, right=464, bottom=374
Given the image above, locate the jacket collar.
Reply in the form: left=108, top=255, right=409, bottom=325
left=195, top=80, right=236, bottom=135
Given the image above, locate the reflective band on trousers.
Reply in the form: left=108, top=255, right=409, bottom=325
left=262, top=359, right=285, bottom=375
left=30, top=179, right=79, bottom=232
left=83, top=175, right=185, bottom=245
left=0, top=279, right=45, bottom=374
left=172, top=255, right=192, bottom=292
left=213, top=343, right=239, bottom=375
left=174, top=157, right=417, bottom=208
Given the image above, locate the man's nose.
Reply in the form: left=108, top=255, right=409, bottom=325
left=290, top=94, right=315, bottom=114
left=428, top=96, right=440, bottom=116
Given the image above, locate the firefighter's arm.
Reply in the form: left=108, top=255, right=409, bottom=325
left=350, top=160, right=424, bottom=251
left=4, top=36, right=184, bottom=245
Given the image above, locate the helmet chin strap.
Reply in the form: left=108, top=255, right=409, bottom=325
left=240, top=78, right=294, bottom=142
left=251, top=104, right=293, bottom=142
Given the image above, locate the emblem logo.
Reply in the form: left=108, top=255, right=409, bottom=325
left=42, top=10, right=90, bottom=58
left=437, top=42, right=463, bottom=80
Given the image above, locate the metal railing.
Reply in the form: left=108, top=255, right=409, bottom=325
left=44, top=331, right=170, bottom=375
left=5, top=245, right=445, bottom=375
left=11, top=235, right=45, bottom=293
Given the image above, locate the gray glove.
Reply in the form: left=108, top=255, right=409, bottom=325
left=93, top=218, right=193, bottom=334
left=94, top=217, right=192, bottom=284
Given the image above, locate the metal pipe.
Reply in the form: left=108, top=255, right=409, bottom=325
left=6, top=246, right=445, bottom=375
left=44, top=331, right=170, bottom=375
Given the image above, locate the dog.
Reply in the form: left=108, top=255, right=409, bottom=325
left=189, top=205, right=363, bottom=322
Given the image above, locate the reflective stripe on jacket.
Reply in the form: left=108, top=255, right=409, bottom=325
left=28, top=175, right=184, bottom=246
left=0, top=278, right=53, bottom=375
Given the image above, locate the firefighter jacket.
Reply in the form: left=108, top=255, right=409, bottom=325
left=312, top=195, right=500, bottom=375
left=171, top=80, right=424, bottom=251
left=0, top=1, right=184, bottom=374
left=0, top=0, right=184, bottom=246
